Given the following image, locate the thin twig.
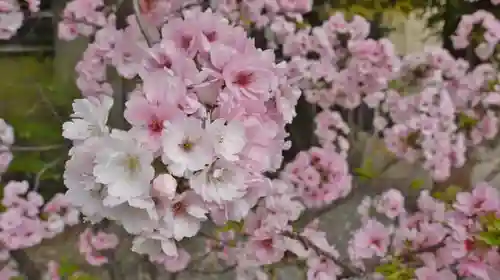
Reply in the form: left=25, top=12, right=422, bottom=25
left=132, top=0, right=155, bottom=47
left=5, top=144, right=63, bottom=152
left=397, top=235, right=449, bottom=261
left=188, top=264, right=236, bottom=275
left=37, top=86, right=63, bottom=123
left=33, top=157, right=63, bottom=191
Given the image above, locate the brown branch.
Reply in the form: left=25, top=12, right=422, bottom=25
left=142, top=256, right=158, bottom=280
left=283, top=231, right=361, bottom=278
left=10, top=250, right=42, bottom=280
left=397, top=235, right=449, bottom=262
left=292, top=191, right=355, bottom=230
left=188, top=264, right=236, bottom=275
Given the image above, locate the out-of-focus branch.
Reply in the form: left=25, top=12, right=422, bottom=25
left=37, top=86, right=63, bottom=123
left=6, top=144, right=64, bottom=152
left=142, top=256, right=158, bottom=280
left=10, top=250, right=42, bottom=280
left=33, top=157, right=63, bottom=191
left=188, top=264, right=236, bottom=275
left=292, top=191, right=356, bottom=230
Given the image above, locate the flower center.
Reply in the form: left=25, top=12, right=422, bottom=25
left=125, top=155, right=140, bottom=174
left=181, top=35, right=192, bottom=50
left=370, top=238, right=381, bottom=248
left=148, top=118, right=163, bottom=133
left=234, top=71, right=254, bottom=88
left=204, top=31, right=217, bottom=42
left=180, top=138, right=194, bottom=152
left=172, top=202, right=185, bottom=216
left=261, top=238, right=273, bottom=249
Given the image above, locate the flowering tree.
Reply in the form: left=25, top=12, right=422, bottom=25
left=2, top=0, right=500, bottom=279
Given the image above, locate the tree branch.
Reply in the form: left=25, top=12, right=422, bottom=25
left=6, top=144, right=63, bottom=152
left=132, top=0, right=155, bottom=47
left=292, top=191, right=356, bottom=230
left=188, top=264, right=236, bottom=275
left=10, top=250, right=42, bottom=280
left=283, top=231, right=361, bottom=278
left=33, top=157, right=63, bottom=191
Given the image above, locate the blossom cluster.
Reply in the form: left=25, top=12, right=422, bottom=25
left=3, top=0, right=500, bottom=279
left=282, top=13, right=400, bottom=109
left=348, top=183, right=500, bottom=280
left=452, top=10, right=500, bottom=61
left=62, top=7, right=302, bottom=269
left=0, top=0, right=39, bottom=39
left=282, top=147, right=352, bottom=208
left=0, top=180, right=82, bottom=278
left=78, top=227, right=119, bottom=266
left=57, top=0, right=109, bottom=41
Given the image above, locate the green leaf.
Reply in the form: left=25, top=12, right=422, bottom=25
left=410, top=179, right=424, bottom=190
left=458, top=113, right=479, bottom=130
left=217, top=220, right=244, bottom=233
left=375, top=261, right=399, bottom=276
left=58, top=260, right=80, bottom=277
left=478, top=231, right=500, bottom=246
left=353, top=167, right=374, bottom=180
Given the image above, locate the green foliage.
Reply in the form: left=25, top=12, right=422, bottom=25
left=410, top=178, right=425, bottom=190
left=457, top=112, right=479, bottom=131
left=0, top=56, right=75, bottom=196
left=432, top=185, right=462, bottom=204
left=375, top=258, right=415, bottom=280
left=217, top=220, right=244, bottom=233
left=58, top=258, right=80, bottom=277
left=353, top=158, right=375, bottom=181
left=478, top=212, right=500, bottom=246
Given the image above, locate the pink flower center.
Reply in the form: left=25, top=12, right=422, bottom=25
left=148, top=118, right=163, bottom=134
left=370, top=238, right=381, bottom=248
left=140, top=0, right=155, bottom=13
left=474, top=199, right=485, bottom=209
left=157, top=54, right=172, bottom=69
left=233, top=71, right=254, bottom=88
left=172, top=202, right=185, bottom=216
left=181, top=36, right=192, bottom=50
left=261, top=238, right=273, bottom=249
left=204, top=31, right=217, bottom=42
left=464, top=239, right=474, bottom=251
